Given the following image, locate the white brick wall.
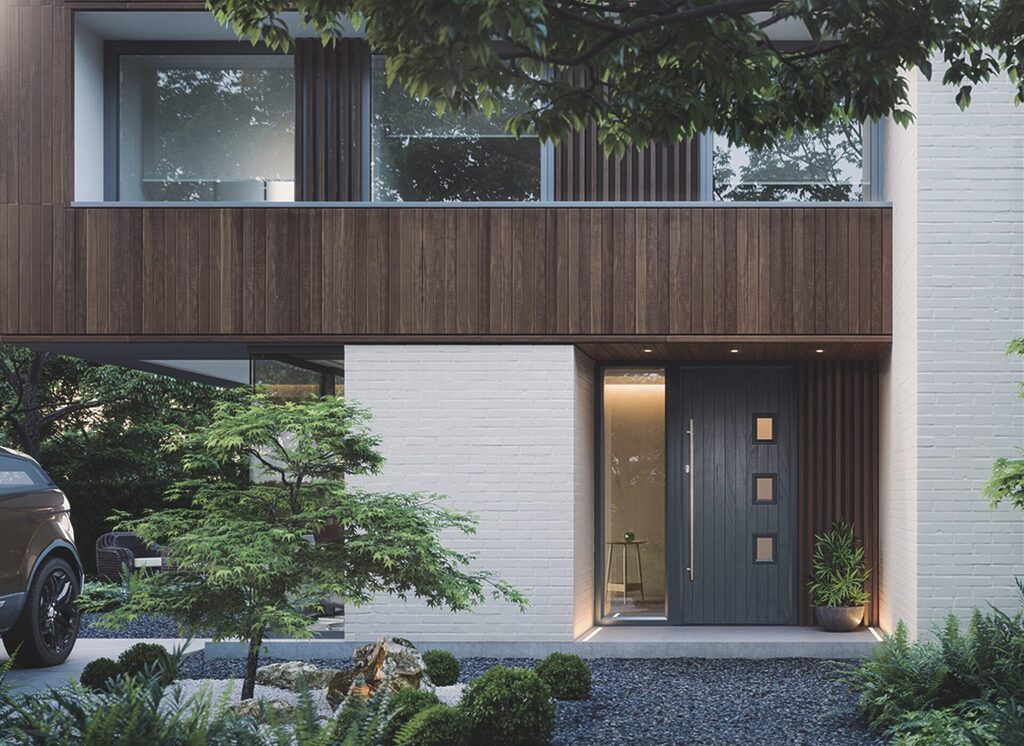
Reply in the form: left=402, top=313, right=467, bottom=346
left=879, top=72, right=920, bottom=636
left=342, top=344, right=592, bottom=642
left=573, top=349, right=596, bottom=637
left=915, top=66, right=1024, bottom=628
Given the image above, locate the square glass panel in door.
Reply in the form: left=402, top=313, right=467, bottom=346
left=602, top=369, right=666, bottom=619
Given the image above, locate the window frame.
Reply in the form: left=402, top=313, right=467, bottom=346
left=103, top=41, right=295, bottom=202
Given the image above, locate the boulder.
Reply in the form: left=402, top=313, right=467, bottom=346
left=255, top=660, right=341, bottom=691
left=230, top=697, right=294, bottom=721
left=354, top=637, right=434, bottom=694
left=324, top=637, right=434, bottom=707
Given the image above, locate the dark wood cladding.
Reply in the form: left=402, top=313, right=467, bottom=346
left=0, top=0, right=74, bottom=208
left=294, top=38, right=369, bottom=201
left=797, top=361, right=880, bottom=627
left=0, top=206, right=892, bottom=340
left=553, top=70, right=700, bottom=201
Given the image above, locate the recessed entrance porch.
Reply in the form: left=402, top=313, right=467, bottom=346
left=596, top=358, right=880, bottom=630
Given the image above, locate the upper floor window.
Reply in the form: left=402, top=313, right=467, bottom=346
left=370, top=57, right=542, bottom=202
left=712, top=120, right=871, bottom=202
left=116, top=51, right=294, bottom=202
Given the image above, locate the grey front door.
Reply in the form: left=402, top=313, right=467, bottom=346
left=679, top=366, right=796, bottom=624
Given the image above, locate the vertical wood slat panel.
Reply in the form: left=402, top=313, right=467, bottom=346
left=1, top=206, right=891, bottom=339
left=294, top=38, right=369, bottom=202
left=797, top=361, right=880, bottom=627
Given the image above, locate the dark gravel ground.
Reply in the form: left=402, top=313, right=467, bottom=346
left=79, top=612, right=181, bottom=639
left=177, top=652, right=881, bottom=745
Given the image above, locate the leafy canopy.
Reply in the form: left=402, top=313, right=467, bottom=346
left=90, top=392, right=526, bottom=698
left=207, top=0, right=1024, bottom=152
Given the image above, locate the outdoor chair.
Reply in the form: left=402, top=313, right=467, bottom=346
left=95, top=531, right=163, bottom=582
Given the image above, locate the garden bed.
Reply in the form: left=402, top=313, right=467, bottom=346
left=177, top=653, right=880, bottom=745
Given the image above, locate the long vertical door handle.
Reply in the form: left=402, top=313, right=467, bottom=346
left=687, top=418, right=695, bottom=582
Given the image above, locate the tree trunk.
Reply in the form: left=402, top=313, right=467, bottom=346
left=241, top=634, right=263, bottom=700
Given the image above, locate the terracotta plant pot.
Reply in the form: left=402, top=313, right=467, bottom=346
left=815, top=605, right=865, bottom=632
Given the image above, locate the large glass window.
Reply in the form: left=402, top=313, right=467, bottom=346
left=371, top=57, right=541, bottom=202
left=713, top=120, right=870, bottom=202
left=602, top=368, right=666, bottom=619
left=251, top=358, right=338, bottom=402
left=118, top=54, right=294, bottom=202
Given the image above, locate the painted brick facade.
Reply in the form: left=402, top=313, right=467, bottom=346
left=879, top=72, right=920, bottom=637
left=342, top=344, right=594, bottom=642
left=915, top=66, right=1024, bottom=628
left=881, top=66, right=1024, bottom=636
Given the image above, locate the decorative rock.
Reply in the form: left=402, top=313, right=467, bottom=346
left=324, top=637, right=434, bottom=707
left=255, top=660, right=342, bottom=691
left=229, top=696, right=294, bottom=721
left=354, top=637, right=434, bottom=694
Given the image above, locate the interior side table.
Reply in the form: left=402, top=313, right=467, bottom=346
left=605, top=540, right=647, bottom=602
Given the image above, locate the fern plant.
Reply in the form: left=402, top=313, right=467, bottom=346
left=807, top=520, right=870, bottom=607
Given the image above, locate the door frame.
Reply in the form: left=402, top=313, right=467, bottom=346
left=594, top=361, right=799, bottom=627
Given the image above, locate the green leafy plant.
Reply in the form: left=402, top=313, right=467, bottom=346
left=851, top=584, right=1024, bottom=739
left=86, top=392, right=527, bottom=701
left=1, top=647, right=268, bottom=745
left=205, top=0, right=1024, bottom=154
left=891, top=707, right=998, bottom=746
left=381, top=687, right=441, bottom=743
left=808, top=520, right=870, bottom=608
left=79, top=657, right=124, bottom=693
left=396, top=704, right=470, bottom=746
left=422, top=650, right=459, bottom=687
left=984, top=338, right=1024, bottom=511
left=117, top=642, right=173, bottom=686
left=461, top=666, right=555, bottom=746
left=534, top=652, right=591, bottom=700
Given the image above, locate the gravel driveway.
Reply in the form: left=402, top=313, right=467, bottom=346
left=179, top=654, right=880, bottom=745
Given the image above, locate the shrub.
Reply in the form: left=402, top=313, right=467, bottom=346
left=807, top=520, right=870, bottom=607
left=851, top=584, right=1024, bottom=740
left=80, top=657, right=123, bottom=692
left=461, top=666, right=555, bottom=746
left=382, top=687, right=440, bottom=743
left=396, top=704, right=470, bottom=746
left=891, top=707, right=997, bottom=745
left=422, top=649, right=460, bottom=687
left=117, top=642, right=173, bottom=685
left=534, top=652, right=591, bottom=700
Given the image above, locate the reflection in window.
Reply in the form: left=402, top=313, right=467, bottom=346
left=713, top=119, right=869, bottom=202
left=371, top=57, right=541, bottom=202
left=118, top=54, right=294, bottom=201
left=252, top=359, right=328, bottom=402
left=602, top=369, right=666, bottom=619
left=0, top=455, right=46, bottom=494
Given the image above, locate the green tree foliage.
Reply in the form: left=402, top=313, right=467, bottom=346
left=92, top=393, right=527, bottom=700
left=206, top=0, right=1024, bottom=152
left=984, top=338, right=1024, bottom=511
left=0, top=345, right=244, bottom=572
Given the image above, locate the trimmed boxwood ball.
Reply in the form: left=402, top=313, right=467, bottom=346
left=422, top=649, right=460, bottom=686
left=80, top=657, right=123, bottom=692
left=461, top=666, right=555, bottom=746
left=117, top=642, right=172, bottom=684
left=382, top=687, right=441, bottom=743
left=535, top=652, right=592, bottom=700
left=395, top=704, right=470, bottom=746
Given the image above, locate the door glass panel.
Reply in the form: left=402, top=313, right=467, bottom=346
left=754, top=475, right=776, bottom=503
left=754, top=535, right=776, bottom=563
left=754, top=415, right=775, bottom=442
left=602, top=368, right=666, bottom=619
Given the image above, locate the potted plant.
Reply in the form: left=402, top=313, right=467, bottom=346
left=808, top=520, right=870, bottom=632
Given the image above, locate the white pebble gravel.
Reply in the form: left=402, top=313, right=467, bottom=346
left=433, top=683, right=465, bottom=706
left=170, top=678, right=334, bottom=719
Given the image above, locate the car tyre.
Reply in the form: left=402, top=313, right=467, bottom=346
left=2, top=556, right=80, bottom=668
